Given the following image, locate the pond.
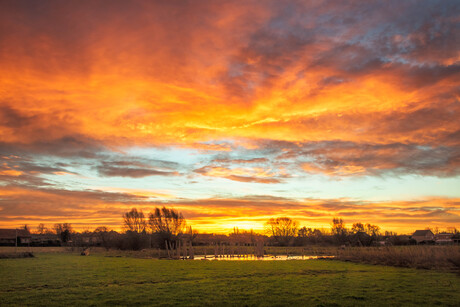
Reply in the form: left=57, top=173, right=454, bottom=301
left=188, top=255, right=335, bottom=261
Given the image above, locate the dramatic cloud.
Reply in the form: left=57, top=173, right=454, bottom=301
left=1, top=184, right=458, bottom=233
left=194, top=165, right=283, bottom=184
left=0, top=0, right=459, bottom=232
left=96, top=160, right=179, bottom=178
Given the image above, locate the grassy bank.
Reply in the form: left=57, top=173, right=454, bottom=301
left=0, top=246, right=337, bottom=258
left=2, top=245, right=459, bottom=272
left=1, top=253, right=459, bottom=306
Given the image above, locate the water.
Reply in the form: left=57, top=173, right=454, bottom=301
left=187, top=255, right=335, bottom=261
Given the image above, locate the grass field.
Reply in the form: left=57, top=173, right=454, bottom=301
left=1, top=253, right=459, bottom=306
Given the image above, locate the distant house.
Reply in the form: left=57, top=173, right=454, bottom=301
left=435, top=233, right=454, bottom=244
left=75, top=232, right=102, bottom=246
left=0, top=229, right=31, bottom=246
left=31, top=233, right=61, bottom=246
left=452, top=234, right=460, bottom=244
left=411, top=230, right=435, bottom=244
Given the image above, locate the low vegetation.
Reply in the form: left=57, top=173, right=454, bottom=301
left=0, top=251, right=34, bottom=259
left=335, top=245, right=460, bottom=271
left=1, top=253, right=459, bottom=306
left=3, top=245, right=460, bottom=273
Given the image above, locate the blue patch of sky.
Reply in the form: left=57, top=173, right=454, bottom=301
left=37, top=144, right=460, bottom=203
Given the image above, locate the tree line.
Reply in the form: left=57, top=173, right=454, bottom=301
left=24, top=207, right=459, bottom=249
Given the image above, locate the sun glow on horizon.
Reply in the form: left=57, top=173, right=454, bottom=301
left=0, top=1, right=459, bottom=233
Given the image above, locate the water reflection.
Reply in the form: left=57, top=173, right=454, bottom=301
left=188, top=255, right=335, bottom=261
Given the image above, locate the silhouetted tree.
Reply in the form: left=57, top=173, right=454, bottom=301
left=37, top=223, right=47, bottom=235
left=351, top=222, right=365, bottom=233
left=54, top=223, right=73, bottom=243
left=331, top=217, right=348, bottom=244
left=298, top=226, right=309, bottom=238
left=364, top=223, right=380, bottom=236
left=266, top=217, right=298, bottom=246
left=447, top=227, right=459, bottom=234
left=94, top=226, right=113, bottom=250
left=148, top=207, right=186, bottom=248
left=123, top=208, right=147, bottom=233
left=296, top=227, right=325, bottom=245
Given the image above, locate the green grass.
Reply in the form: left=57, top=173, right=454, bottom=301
left=1, top=253, right=459, bottom=306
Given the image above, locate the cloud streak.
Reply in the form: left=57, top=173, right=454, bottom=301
left=0, top=184, right=458, bottom=233
left=0, top=0, right=459, bottom=231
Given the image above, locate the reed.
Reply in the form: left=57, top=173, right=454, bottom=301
left=335, top=245, right=460, bottom=271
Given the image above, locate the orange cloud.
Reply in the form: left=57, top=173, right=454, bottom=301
left=194, top=165, right=282, bottom=184
left=0, top=1, right=459, bottom=232
left=0, top=2, right=458, bottom=150
left=0, top=184, right=458, bottom=233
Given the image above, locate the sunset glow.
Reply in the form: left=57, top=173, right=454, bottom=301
left=1, top=1, right=459, bottom=233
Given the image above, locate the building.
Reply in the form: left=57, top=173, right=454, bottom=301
left=411, top=230, right=435, bottom=244
left=452, top=234, right=460, bottom=244
left=435, top=233, right=454, bottom=244
left=0, top=229, right=32, bottom=246
left=30, top=233, right=61, bottom=246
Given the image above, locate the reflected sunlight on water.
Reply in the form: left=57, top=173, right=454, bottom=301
left=189, top=255, right=335, bottom=261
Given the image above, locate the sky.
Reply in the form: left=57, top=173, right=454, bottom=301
left=0, top=0, right=459, bottom=234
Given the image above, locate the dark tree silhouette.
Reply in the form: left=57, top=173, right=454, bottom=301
left=352, top=222, right=365, bottom=233
left=265, top=217, right=298, bottom=246
left=148, top=207, right=186, bottom=247
left=54, top=223, right=73, bottom=243
left=364, top=223, right=380, bottom=237
left=123, top=208, right=147, bottom=233
left=331, top=217, right=348, bottom=244
left=94, top=226, right=114, bottom=250
left=37, top=223, right=47, bottom=234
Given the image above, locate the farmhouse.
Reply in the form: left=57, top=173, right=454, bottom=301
left=435, top=233, right=454, bottom=244
left=0, top=229, right=31, bottom=246
left=411, top=229, right=435, bottom=244
left=453, top=234, right=460, bottom=244
left=30, top=233, right=61, bottom=246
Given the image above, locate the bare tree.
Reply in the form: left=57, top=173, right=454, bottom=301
left=265, top=217, right=298, bottom=246
left=148, top=207, right=186, bottom=236
left=148, top=207, right=186, bottom=247
left=54, top=223, right=73, bottom=243
left=331, top=217, right=348, bottom=244
left=364, top=223, right=380, bottom=237
left=37, top=223, right=47, bottom=235
left=94, top=226, right=113, bottom=250
left=447, top=227, right=459, bottom=234
left=331, top=218, right=347, bottom=235
left=351, top=222, right=365, bottom=233
left=123, top=208, right=147, bottom=233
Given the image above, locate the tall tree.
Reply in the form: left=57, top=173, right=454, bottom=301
left=148, top=207, right=186, bottom=248
left=351, top=222, right=365, bottom=233
left=364, top=223, right=380, bottom=237
left=148, top=207, right=186, bottom=236
left=54, top=223, right=73, bottom=243
left=298, top=226, right=310, bottom=238
left=331, top=217, right=348, bottom=244
left=123, top=208, right=147, bottom=233
left=94, top=226, right=113, bottom=250
left=37, top=223, right=47, bottom=234
left=265, top=217, right=298, bottom=246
